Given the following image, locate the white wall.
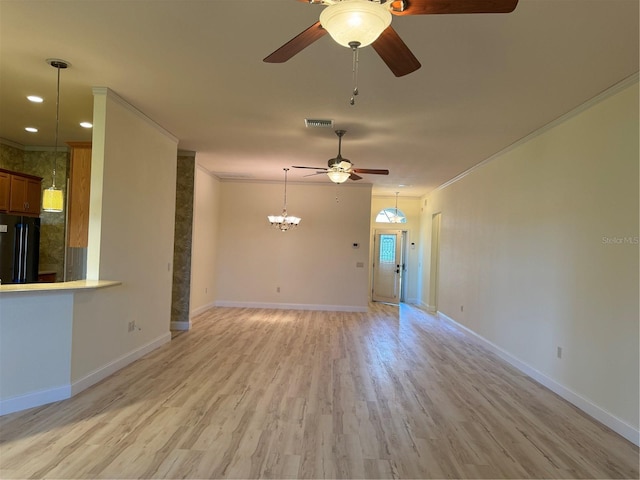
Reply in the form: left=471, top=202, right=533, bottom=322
left=72, top=88, right=177, bottom=384
left=214, top=181, right=372, bottom=311
left=420, top=79, right=639, bottom=441
left=0, top=292, right=73, bottom=411
left=190, top=165, right=220, bottom=316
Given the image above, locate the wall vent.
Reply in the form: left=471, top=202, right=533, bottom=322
left=305, top=118, right=334, bottom=128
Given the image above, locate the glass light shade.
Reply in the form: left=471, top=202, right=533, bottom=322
left=320, top=0, right=392, bottom=48
left=42, top=187, right=64, bottom=212
left=327, top=170, right=351, bottom=184
left=268, top=211, right=301, bottom=231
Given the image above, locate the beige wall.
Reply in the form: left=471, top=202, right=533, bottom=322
left=189, top=165, right=221, bottom=315
left=420, top=79, right=639, bottom=437
left=213, top=181, right=372, bottom=311
left=72, top=87, right=177, bottom=383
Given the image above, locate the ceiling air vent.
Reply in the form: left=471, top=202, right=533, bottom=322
left=305, top=118, right=334, bottom=128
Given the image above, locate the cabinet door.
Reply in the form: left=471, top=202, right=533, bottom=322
left=67, top=142, right=92, bottom=247
left=25, top=178, right=42, bottom=215
left=0, top=172, right=9, bottom=211
left=9, top=175, right=27, bottom=212
left=8, top=174, right=42, bottom=216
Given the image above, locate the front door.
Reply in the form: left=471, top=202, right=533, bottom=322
left=372, top=230, right=403, bottom=303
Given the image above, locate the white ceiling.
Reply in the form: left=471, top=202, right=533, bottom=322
left=0, top=0, right=638, bottom=197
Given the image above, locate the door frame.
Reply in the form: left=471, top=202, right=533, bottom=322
left=371, top=229, right=407, bottom=304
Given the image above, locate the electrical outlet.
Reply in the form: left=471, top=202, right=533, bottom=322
left=557, top=346, right=562, bottom=359
left=460, top=305, right=464, bottom=312
left=128, top=321, right=135, bottom=332
left=276, top=286, right=280, bottom=293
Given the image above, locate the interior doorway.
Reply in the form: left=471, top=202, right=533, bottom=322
left=372, top=229, right=404, bottom=304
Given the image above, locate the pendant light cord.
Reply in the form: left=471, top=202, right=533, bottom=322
left=283, top=168, right=289, bottom=213
left=52, top=65, right=61, bottom=188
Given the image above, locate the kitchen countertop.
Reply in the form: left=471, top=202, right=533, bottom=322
left=0, top=279, right=121, bottom=294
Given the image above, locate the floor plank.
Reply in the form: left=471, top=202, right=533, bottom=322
left=1, top=303, right=637, bottom=479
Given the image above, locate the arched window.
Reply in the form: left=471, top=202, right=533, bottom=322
left=375, top=207, right=406, bottom=223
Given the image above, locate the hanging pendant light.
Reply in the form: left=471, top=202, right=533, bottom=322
left=267, top=168, right=301, bottom=232
left=390, top=191, right=405, bottom=223
left=42, top=58, right=69, bottom=213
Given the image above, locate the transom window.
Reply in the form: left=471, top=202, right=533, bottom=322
left=375, top=208, right=407, bottom=223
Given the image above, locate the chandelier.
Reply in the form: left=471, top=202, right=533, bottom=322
left=267, top=168, right=301, bottom=232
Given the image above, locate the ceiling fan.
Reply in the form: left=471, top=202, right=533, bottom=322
left=292, top=129, right=389, bottom=183
left=264, top=0, right=519, bottom=77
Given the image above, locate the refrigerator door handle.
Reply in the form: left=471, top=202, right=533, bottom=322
left=14, top=223, right=28, bottom=283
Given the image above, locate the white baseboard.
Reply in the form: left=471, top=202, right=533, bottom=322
left=170, top=321, right=191, bottom=331
left=0, top=385, right=71, bottom=416
left=213, top=300, right=368, bottom=313
left=190, top=301, right=216, bottom=318
left=71, top=332, right=171, bottom=396
left=437, top=311, right=639, bottom=446
left=420, top=300, right=437, bottom=314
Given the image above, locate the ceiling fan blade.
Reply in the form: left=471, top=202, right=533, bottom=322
left=292, top=165, right=328, bottom=170
left=263, top=22, right=327, bottom=63
left=303, top=172, right=327, bottom=178
left=352, top=168, right=390, bottom=175
left=371, top=26, right=421, bottom=77
left=390, top=0, right=519, bottom=16
left=349, top=173, right=363, bottom=181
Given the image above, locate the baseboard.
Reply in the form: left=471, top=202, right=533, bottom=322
left=71, top=332, right=171, bottom=396
left=190, top=301, right=216, bottom=318
left=170, top=321, right=191, bottom=331
left=437, top=311, right=640, bottom=446
left=0, top=385, right=71, bottom=416
left=213, top=300, right=368, bottom=313
left=420, top=300, right=437, bottom=314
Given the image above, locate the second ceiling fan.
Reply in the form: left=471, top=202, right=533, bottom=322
left=264, top=0, right=519, bottom=77
left=293, top=129, right=389, bottom=184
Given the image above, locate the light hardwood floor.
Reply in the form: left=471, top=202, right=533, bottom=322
left=1, top=303, right=638, bottom=479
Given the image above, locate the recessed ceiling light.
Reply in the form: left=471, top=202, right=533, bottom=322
left=27, top=95, right=43, bottom=103
left=79, top=122, right=93, bottom=128
left=25, top=127, right=38, bottom=133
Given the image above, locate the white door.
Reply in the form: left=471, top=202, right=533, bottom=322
left=372, top=230, right=403, bottom=303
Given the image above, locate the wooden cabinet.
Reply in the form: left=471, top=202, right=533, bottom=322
left=0, top=171, right=9, bottom=211
left=0, top=168, right=42, bottom=217
left=66, top=142, right=92, bottom=247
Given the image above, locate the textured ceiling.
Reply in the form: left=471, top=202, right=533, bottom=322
left=0, top=0, right=638, bottom=196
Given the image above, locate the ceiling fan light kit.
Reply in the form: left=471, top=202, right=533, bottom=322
left=327, top=170, right=351, bottom=183
left=319, top=0, right=391, bottom=48
left=292, top=129, right=389, bottom=184
left=265, top=0, right=519, bottom=78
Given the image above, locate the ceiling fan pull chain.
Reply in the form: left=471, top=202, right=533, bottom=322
left=349, top=41, right=360, bottom=105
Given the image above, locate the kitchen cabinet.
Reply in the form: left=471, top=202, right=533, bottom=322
left=0, top=171, right=9, bottom=211
left=66, top=142, right=92, bottom=248
left=0, top=169, right=42, bottom=217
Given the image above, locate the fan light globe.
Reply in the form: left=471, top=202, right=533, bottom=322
left=327, top=170, right=351, bottom=184
left=319, top=0, right=392, bottom=48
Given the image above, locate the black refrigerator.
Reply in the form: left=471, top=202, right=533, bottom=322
left=0, top=213, right=40, bottom=284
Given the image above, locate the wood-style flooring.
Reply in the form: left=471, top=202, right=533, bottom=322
left=1, top=303, right=638, bottom=479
